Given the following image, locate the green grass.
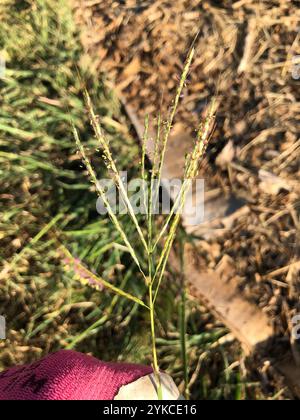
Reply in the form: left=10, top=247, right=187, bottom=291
left=0, top=0, right=144, bottom=361
left=0, top=0, right=265, bottom=400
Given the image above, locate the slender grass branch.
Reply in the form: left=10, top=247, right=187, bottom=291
left=73, top=124, right=147, bottom=281
left=154, top=47, right=195, bottom=205
left=84, top=90, right=149, bottom=254
left=142, top=115, right=149, bottom=217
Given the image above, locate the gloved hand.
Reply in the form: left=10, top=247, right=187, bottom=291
left=0, top=350, right=180, bottom=400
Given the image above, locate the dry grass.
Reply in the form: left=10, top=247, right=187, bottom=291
left=74, top=0, right=300, bottom=397
left=0, top=0, right=263, bottom=400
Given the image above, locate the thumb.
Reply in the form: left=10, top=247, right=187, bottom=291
left=114, top=371, right=181, bottom=400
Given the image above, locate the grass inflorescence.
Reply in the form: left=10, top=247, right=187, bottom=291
left=73, top=44, right=216, bottom=396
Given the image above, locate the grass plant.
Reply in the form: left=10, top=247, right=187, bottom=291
left=72, top=46, right=216, bottom=396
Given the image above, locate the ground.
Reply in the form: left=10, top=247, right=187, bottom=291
left=0, top=0, right=299, bottom=400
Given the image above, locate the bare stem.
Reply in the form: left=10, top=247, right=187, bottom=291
left=149, top=281, right=162, bottom=399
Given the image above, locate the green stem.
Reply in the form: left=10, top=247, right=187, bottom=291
left=179, top=288, right=189, bottom=399
left=149, top=281, right=162, bottom=399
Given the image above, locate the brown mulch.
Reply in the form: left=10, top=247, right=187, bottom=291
left=74, top=0, right=300, bottom=392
